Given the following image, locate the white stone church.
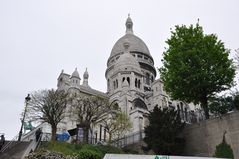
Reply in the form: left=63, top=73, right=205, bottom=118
left=54, top=16, right=203, bottom=142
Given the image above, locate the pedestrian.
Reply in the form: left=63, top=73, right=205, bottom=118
left=0, top=134, right=5, bottom=150
left=35, top=128, right=42, bottom=141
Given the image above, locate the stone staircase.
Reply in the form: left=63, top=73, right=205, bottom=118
left=0, top=124, right=45, bottom=159
left=0, top=141, right=31, bottom=159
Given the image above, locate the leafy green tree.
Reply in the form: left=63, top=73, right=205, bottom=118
left=144, top=107, right=185, bottom=155
left=160, top=22, right=235, bottom=119
left=27, top=89, right=69, bottom=141
left=209, top=96, right=233, bottom=117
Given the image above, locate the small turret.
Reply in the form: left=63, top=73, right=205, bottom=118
left=82, top=68, right=90, bottom=87
left=71, top=68, right=80, bottom=78
left=70, top=68, right=81, bottom=87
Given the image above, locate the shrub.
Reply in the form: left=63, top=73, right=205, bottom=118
left=97, top=145, right=123, bottom=154
left=77, top=149, right=102, bottom=159
left=39, top=142, right=124, bottom=158
left=214, top=141, right=234, bottom=159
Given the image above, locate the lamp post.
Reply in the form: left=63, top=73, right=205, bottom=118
left=18, top=94, right=31, bottom=141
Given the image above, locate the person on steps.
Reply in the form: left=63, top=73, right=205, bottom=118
left=0, top=134, right=5, bottom=150
left=35, top=129, right=42, bottom=141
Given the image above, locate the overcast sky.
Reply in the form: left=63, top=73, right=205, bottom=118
left=0, top=0, right=238, bottom=139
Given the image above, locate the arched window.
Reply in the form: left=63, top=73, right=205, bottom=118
left=185, top=107, right=188, bottom=121
left=116, top=79, right=118, bottom=88
left=112, top=102, right=120, bottom=111
left=177, top=104, right=180, bottom=110
left=107, top=79, right=110, bottom=89
left=135, top=78, right=138, bottom=88
left=122, top=77, right=125, bottom=83
left=138, top=80, right=141, bottom=88
left=127, top=77, right=130, bottom=86
left=133, top=98, right=148, bottom=110
left=180, top=102, right=184, bottom=110
left=113, top=81, right=116, bottom=89
left=180, top=102, right=184, bottom=120
left=151, top=76, right=154, bottom=83
left=162, top=97, right=167, bottom=107
left=146, top=73, right=150, bottom=85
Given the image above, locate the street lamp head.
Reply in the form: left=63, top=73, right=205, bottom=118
left=25, top=94, right=31, bottom=102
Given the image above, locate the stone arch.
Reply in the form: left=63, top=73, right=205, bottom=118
left=133, top=98, right=148, bottom=110
left=110, top=100, right=121, bottom=111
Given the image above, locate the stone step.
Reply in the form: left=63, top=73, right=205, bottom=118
left=0, top=141, right=31, bottom=159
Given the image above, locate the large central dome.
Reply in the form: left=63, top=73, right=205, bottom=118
left=106, top=15, right=156, bottom=79
left=110, top=33, right=151, bottom=58
left=109, top=15, right=151, bottom=59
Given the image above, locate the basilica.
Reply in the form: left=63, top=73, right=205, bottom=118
left=55, top=16, right=202, bottom=141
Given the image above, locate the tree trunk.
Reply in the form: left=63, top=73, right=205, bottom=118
left=84, top=125, right=90, bottom=143
left=108, top=133, right=112, bottom=143
left=51, top=124, right=57, bottom=141
left=201, top=96, right=209, bottom=119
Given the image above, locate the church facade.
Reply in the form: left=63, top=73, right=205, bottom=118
left=56, top=16, right=202, bottom=141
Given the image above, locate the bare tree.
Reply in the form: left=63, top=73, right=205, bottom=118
left=102, top=111, right=132, bottom=142
left=27, top=89, right=69, bottom=141
left=70, top=95, right=112, bottom=143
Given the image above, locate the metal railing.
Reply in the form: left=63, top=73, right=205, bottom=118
left=21, top=123, right=45, bottom=141
left=110, top=131, right=145, bottom=147
left=22, top=132, right=43, bottom=159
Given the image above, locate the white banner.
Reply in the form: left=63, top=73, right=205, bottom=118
left=103, top=154, right=226, bottom=159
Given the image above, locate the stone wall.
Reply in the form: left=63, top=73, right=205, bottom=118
left=183, top=110, right=239, bottom=158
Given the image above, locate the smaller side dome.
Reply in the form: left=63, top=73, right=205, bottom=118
left=71, top=68, right=80, bottom=78
left=114, top=40, right=141, bottom=74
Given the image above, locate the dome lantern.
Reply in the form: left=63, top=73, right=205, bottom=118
left=109, top=15, right=151, bottom=60
left=125, top=14, right=133, bottom=34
